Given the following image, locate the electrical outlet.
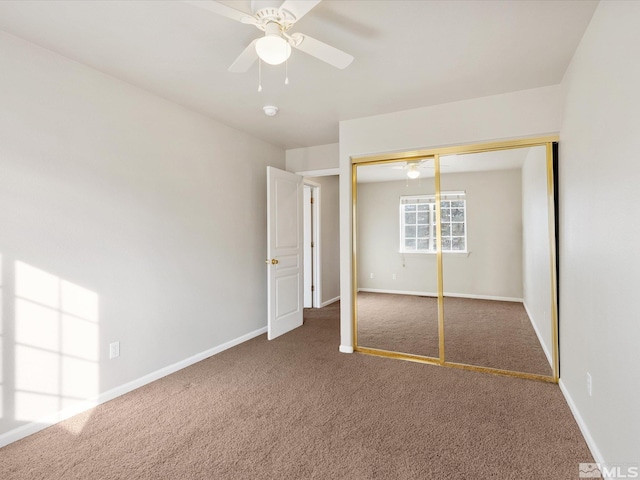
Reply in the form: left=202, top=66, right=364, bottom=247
left=586, top=372, right=592, bottom=397
left=392, top=273, right=397, bottom=280
left=109, top=341, right=120, bottom=359
left=369, top=273, right=374, bottom=279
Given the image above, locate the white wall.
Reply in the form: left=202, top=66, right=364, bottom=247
left=0, top=31, right=284, bottom=440
left=357, top=169, right=523, bottom=300
left=339, top=86, right=563, bottom=351
left=305, top=176, right=340, bottom=305
left=286, top=143, right=339, bottom=174
left=559, top=1, right=640, bottom=466
left=521, top=146, right=553, bottom=365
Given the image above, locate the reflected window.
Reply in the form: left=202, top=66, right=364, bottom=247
left=399, top=192, right=466, bottom=253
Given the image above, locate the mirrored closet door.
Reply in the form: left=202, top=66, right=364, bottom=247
left=355, top=159, right=439, bottom=360
left=353, top=139, right=558, bottom=382
left=440, top=146, right=554, bottom=376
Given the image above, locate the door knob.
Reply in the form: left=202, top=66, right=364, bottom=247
left=265, top=259, right=279, bottom=265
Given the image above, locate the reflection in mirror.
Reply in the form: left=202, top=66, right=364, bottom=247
left=355, top=159, right=439, bottom=358
left=440, top=146, right=553, bottom=375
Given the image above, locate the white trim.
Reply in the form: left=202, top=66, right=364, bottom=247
left=297, top=168, right=340, bottom=177
left=358, top=288, right=522, bottom=303
left=559, top=379, right=605, bottom=468
left=523, top=301, right=553, bottom=367
left=303, top=184, right=313, bottom=308
left=0, top=326, right=267, bottom=448
left=303, top=179, right=321, bottom=188
left=312, top=185, right=321, bottom=308
left=303, top=179, right=321, bottom=308
left=339, top=345, right=354, bottom=353
left=320, top=296, right=340, bottom=307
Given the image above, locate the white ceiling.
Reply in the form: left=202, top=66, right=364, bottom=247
left=0, top=0, right=597, bottom=150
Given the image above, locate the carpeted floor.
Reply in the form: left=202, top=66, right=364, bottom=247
left=0, top=301, right=592, bottom=479
left=357, top=293, right=552, bottom=376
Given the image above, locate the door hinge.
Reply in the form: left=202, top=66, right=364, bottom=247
left=311, top=285, right=315, bottom=292
left=310, top=197, right=314, bottom=204
left=311, top=241, right=314, bottom=248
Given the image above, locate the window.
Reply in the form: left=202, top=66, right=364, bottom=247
left=400, top=193, right=466, bottom=253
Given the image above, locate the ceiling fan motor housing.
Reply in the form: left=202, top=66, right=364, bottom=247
left=251, top=0, right=282, bottom=13
left=251, top=1, right=296, bottom=29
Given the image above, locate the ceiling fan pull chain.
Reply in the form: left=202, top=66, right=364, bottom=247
left=285, top=57, right=289, bottom=85
left=258, top=58, right=263, bottom=92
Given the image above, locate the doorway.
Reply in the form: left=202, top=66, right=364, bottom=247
left=303, top=181, right=320, bottom=308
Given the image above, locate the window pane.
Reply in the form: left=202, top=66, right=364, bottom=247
left=405, top=226, right=416, bottom=238
left=441, top=224, right=451, bottom=236
left=451, top=208, right=464, bottom=221
left=417, top=225, right=429, bottom=238
left=417, top=211, right=429, bottom=224
left=452, top=237, right=465, bottom=250
left=404, top=212, right=416, bottom=224
left=442, top=238, right=452, bottom=250
left=417, top=204, right=428, bottom=211
left=405, top=238, right=416, bottom=250
left=452, top=223, right=465, bottom=235
left=405, top=204, right=416, bottom=212
left=417, top=239, right=429, bottom=250
left=441, top=207, right=450, bottom=221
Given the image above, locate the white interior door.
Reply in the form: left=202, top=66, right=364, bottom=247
left=267, top=166, right=304, bottom=340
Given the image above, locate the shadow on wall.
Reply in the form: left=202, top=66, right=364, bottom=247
left=1, top=253, right=99, bottom=436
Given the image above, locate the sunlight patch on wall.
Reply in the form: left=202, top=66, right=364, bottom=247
left=14, top=261, right=99, bottom=427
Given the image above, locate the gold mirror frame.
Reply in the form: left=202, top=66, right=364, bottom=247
left=352, top=136, right=559, bottom=383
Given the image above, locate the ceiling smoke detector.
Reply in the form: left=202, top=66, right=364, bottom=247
left=263, top=105, right=278, bottom=116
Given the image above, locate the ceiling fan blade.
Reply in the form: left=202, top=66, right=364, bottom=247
left=290, top=33, right=353, bottom=69
left=229, top=39, right=259, bottom=73
left=279, top=0, right=322, bottom=22
left=183, top=0, right=255, bottom=24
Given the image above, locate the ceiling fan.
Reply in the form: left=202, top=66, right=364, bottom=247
left=184, top=0, right=354, bottom=72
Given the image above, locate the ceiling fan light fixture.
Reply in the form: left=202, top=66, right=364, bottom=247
left=407, top=165, right=421, bottom=179
left=255, top=28, right=291, bottom=65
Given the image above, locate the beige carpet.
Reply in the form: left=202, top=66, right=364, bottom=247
left=0, top=301, right=592, bottom=479
left=357, top=293, right=552, bottom=376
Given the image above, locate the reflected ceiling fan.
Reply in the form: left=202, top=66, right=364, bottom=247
left=392, top=160, right=435, bottom=179
left=184, top=0, right=354, bottom=72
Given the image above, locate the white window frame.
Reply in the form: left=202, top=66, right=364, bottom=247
left=399, top=192, right=467, bottom=254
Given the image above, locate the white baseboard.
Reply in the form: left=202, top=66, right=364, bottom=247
left=358, top=288, right=522, bottom=303
left=559, top=379, right=605, bottom=467
left=523, top=301, right=553, bottom=367
left=0, top=326, right=267, bottom=449
left=444, top=292, right=522, bottom=302
left=339, top=345, right=354, bottom=353
left=320, top=296, right=340, bottom=307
